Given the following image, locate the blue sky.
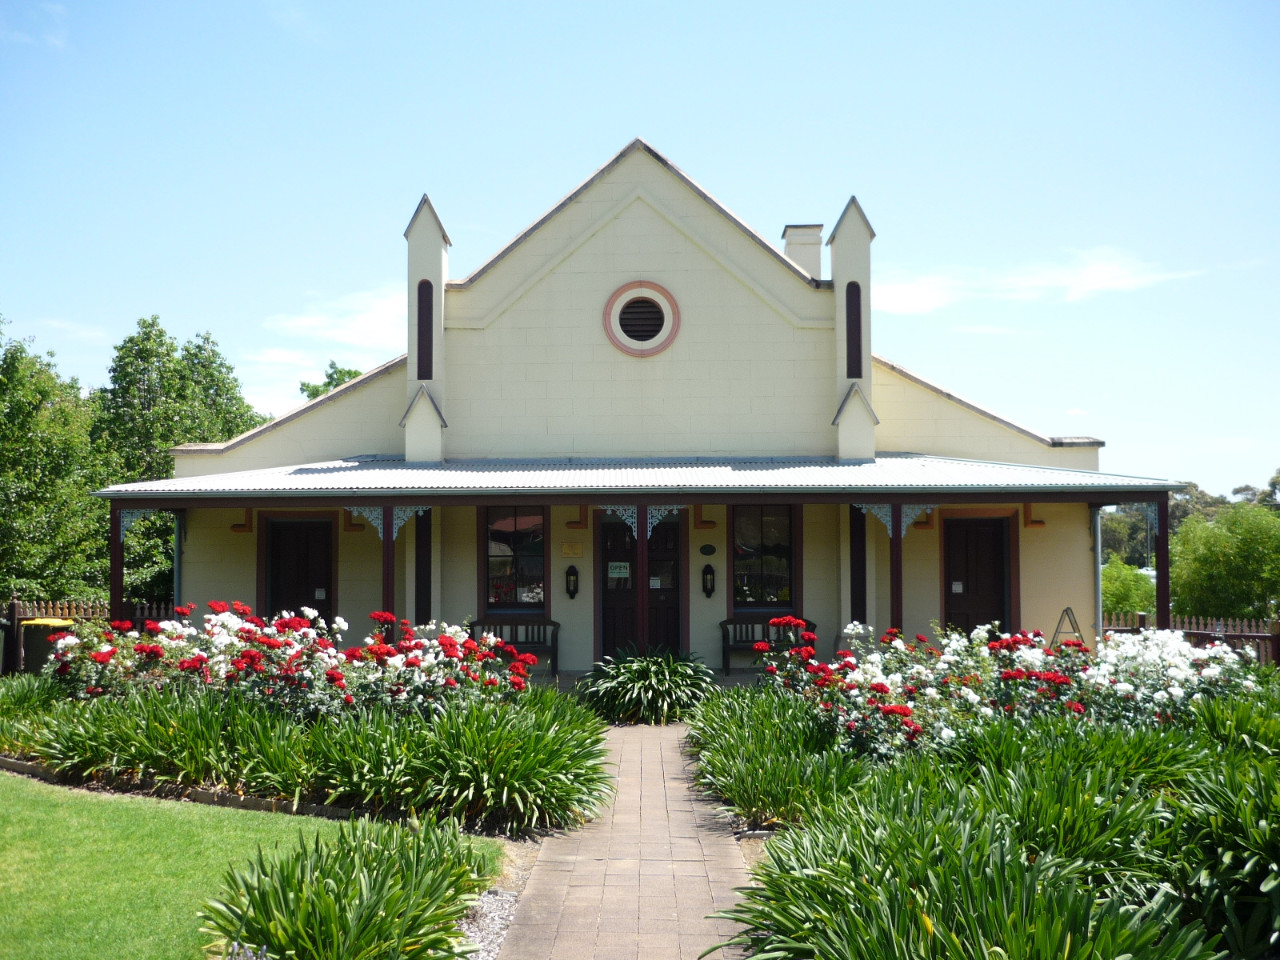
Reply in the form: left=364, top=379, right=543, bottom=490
left=1, top=1, right=1276, bottom=498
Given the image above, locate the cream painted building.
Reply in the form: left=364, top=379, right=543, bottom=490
left=101, top=140, right=1178, bottom=672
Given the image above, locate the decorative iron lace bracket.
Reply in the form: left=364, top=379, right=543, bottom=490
left=854, top=504, right=938, bottom=536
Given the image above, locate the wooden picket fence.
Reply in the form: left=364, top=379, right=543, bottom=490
left=2, top=597, right=176, bottom=674
left=1103, top=611, right=1280, bottom=664
left=10, top=598, right=175, bottom=623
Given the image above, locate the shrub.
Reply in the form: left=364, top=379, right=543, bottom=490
left=719, top=786, right=1218, bottom=960
left=576, top=652, right=716, bottom=724
left=688, top=686, right=856, bottom=827
left=13, top=684, right=613, bottom=833
left=1175, top=752, right=1280, bottom=959
left=1101, top=554, right=1157, bottom=614
left=198, top=817, right=488, bottom=960
left=0, top=673, right=60, bottom=753
left=409, top=694, right=612, bottom=836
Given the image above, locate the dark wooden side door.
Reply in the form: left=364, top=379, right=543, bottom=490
left=600, top=519, right=637, bottom=658
left=943, top=518, right=1010, bottom=633
left=266, top=519, right=334, bottom=622
left=646, top=518, right=681, bottom=656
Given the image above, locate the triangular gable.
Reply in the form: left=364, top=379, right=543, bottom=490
left=447, top=138, right=826, bottom=291
left=446, top=188, right=834, bottom=332
left=404, top=194, right=451, bottom=245
left=826, top=196, right=876, bottom=244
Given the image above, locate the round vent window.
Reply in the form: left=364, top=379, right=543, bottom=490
left=619, top=298, right=664, bottom=341
left=603, top=282, right=680, bottom=357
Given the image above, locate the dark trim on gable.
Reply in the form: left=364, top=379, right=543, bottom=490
left=444, top=138, right=829, bottom=292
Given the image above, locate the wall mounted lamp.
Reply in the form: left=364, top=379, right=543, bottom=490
left=565, top=565, right=579, bottom=599
left=702, top=564, right=715, bottom=599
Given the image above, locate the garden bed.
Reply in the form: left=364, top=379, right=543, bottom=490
left=0, top=602, right=616, bottom=960
left=688, top=621, right=1280, bottom=959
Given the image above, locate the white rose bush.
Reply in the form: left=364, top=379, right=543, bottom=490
left=755, top=616, right=1257, bottom=757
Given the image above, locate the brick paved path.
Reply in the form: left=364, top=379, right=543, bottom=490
left=496, top=724, right=750, bottom=960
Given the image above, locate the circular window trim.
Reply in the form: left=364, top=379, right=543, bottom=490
left=603, top=281, right=680, bottom=357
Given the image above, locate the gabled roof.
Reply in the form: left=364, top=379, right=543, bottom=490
left=100, top=453, right=1180, bottom=501
left=445, top=138, right=831, bottom=291
left=172, top=355, right=408, bottom=456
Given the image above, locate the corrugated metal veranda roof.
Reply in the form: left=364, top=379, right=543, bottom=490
left=98, top=454, right=1183, bottom=501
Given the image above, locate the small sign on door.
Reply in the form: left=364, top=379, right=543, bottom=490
left=608, top=562, right=630, bottom=578
left=951, top=581, right=963, bottom=594
left=315, top=588, right=327, bottom=599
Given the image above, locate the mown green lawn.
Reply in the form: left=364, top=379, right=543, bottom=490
left=0, top=772, right=347, bottom=960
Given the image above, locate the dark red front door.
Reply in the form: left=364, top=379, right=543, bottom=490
left=598, top=510, right=683, bottom=658
left=646, top=519, right=680, bottom=656
left=943, top=518, right=1010, bottom=633
left=600, top=519, right=638, bottom=658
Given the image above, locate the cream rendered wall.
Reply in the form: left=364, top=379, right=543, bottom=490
left=687, top=505, right=728, bottom=666
left=336, top=521, right=382, bottom=630
left=549, top=505, right=595, bottom=672
left=802, top=505, right=842, bottom=660
left=863, top=514, right=944, bottom=640
left=902, top=520, right=943, bottom=639
left=438, top=506, right=479, bottom=627
left=1019, top=503, right=1097, bottom=642
left=178, top=510, right=258, bottom=608
left=441, top=150, right=837, bottom=458
left=173, top=364, right=407, bottom=478
left=872, top=361, right=1099, bottom=470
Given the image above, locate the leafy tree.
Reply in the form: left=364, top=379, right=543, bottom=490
left=0, top=320, right=107, bottom=599
left=1232, top=468, right=1280, bottom=508
left=91, top=316, right=267, bottom=601
left=1101, top=507, right=1151, bottom=566
left=1170, top=502, right=1280, bottom=619
left=299, top=360, right=362, bottom=400
left=1100, top=555, right=1156, bottom=615
left=1168, top=481, right=1229, bottom=534
left=92, top=317, right=265, bottom=483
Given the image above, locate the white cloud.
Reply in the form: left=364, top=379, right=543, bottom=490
left=0, top=3, right=66, bottom=47
left=240, top=284, right=405, bottom=418
left=875, top=248, right=1198, bottom=316
left=1066, top=407, right=1089, bottom=417
left=261, top=284, right=403, bottom=349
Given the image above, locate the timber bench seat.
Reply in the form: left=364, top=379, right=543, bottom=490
left=719, top=616, right=818, bottom=676
left=469, top=618, right=560, bottom=677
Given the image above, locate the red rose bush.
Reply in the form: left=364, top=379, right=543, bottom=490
left=757, top=617, right=1256, bottom=758
left=45, top=601, right=535, bottom=716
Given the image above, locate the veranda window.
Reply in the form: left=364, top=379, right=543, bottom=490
left=732, top=505, right=794, bottom=610
left=484, top=507, right=547, bottom=612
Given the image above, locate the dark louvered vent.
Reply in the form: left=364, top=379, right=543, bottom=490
left=619, top=298, right=664, bottom=342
